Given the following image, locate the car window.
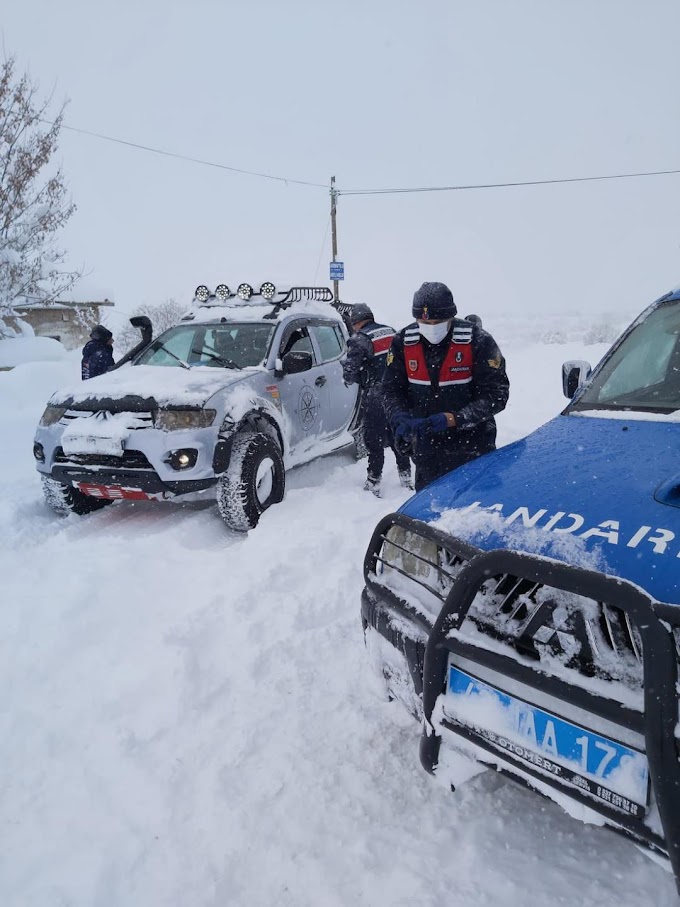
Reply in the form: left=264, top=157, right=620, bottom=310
left=280, top=326, right=314, bottom=358
left=199, top=325, right=273, bottom=367
left=333, top=325, right=347, bottom=353
left=136, top=323, right=274, bottom=368
left=311, top=324, right=343, bottom=362
left=576, top=301, right=680, bottom=410
left=135, top=325, right=194, bottom=367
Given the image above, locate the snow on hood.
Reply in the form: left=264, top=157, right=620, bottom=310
left=433, top=503, right=609, bottom=574
left=49, top=363, right=264, bottom=408
left=402, top=413, right=680, bottom=604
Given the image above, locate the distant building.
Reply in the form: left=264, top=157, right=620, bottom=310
left=9, top=300, right=114, bottom=350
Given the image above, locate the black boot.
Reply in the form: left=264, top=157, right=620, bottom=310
left=363, top=473, right=382, bottom=497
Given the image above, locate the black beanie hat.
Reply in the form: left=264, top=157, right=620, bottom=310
left=350, top=302, right=374, bottom=324
left=412, top=282, right=456, bottom=320
left=90, top=324, right=113, bottom=342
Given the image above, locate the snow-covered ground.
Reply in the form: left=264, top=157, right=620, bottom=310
left=0, top=324, right=676, bottom=907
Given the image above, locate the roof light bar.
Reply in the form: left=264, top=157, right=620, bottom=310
left=260, top=281, right=276, bottom=300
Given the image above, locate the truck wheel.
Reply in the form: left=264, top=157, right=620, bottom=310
left=41, top=476, right=112, bottom=516
left=217, top=432, right=285, bottom=531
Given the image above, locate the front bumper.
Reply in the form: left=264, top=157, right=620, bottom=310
left=49, top=463, right=216, bottom=497
left=35, top=417, right=223, bottom=498
left=362, top=512, right=680, bottom=891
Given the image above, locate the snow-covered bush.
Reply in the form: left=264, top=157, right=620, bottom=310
left=115, top=299, right=190, bottom=353
left=583, top=319, right=623, bottom=346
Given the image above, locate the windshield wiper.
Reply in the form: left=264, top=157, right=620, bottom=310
left=192, top=346, right=238, bottom=369
left=154, top=341, right=191, bottom=369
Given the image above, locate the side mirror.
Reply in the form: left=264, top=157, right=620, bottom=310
left=282, top=350, right=313, bottom=375
left=562, top=359, right=591, bottom=399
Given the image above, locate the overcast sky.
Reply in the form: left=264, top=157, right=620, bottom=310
left=3, top=0, right=680, bottom=327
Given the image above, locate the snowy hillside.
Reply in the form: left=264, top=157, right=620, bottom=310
left=0, top=319, right=676, bottom=907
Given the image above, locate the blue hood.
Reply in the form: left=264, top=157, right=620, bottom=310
left=401, top=414, right=680, bottom=604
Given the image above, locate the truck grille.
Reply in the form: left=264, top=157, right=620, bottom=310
left=54, top=447, right=154, bottom=470
left=465, top=572, right=643, bottom=688
left=375, top=526, right=643, bottom=688
left=61, top=409, right=154, bottom=428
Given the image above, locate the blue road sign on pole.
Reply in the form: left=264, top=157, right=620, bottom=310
left=330, top=261, right=345, bottom=281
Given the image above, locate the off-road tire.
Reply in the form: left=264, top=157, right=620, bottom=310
left=41, top=476, right=113, bottom=516
left=216, top=433, right=285, bottom=531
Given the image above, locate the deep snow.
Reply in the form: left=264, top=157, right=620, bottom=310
left=0, top=328, right=677, bottom=906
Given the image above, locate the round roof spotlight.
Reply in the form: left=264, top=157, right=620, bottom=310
left=260, top=281, right=276, bottom=300
left=215, top=284, right=230, bottom=301
left=237, top=283, right=254, bottom=301
left=195, top=285, right=210, bottom=302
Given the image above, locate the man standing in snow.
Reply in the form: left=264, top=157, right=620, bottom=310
left=343, top=303, right=413, bottom=496
left=81, top=325, right=115, bottom=380
left=383, top=282, right=509, bottom=491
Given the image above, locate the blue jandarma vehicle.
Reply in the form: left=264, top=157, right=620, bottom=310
left=362, top=287, right=680, bottom=890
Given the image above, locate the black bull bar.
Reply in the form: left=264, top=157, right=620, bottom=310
left=362, top=513, right=680, bottom=891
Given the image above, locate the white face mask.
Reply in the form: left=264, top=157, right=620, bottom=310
left=418, top=320, right=450, bottom=345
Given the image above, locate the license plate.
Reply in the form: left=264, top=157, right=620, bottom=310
left=74, top=482, right=157, bottom=501
left=445, top=664, right=649, bottom=818
left=61, top=435, right=124, bottom=457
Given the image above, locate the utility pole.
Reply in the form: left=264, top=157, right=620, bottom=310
left=330, top=175, right=339, bottom=303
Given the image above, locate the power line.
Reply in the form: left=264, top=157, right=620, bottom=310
left=337, top=167, right=680, bottom=196
left=41, top=119, right=329, bottom=189
left=42, top=118, right=680, bottom=197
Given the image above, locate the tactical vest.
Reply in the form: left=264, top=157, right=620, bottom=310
left=402, top=320, right=475, bottom=417
left=361, top=321, right=396, bottom=387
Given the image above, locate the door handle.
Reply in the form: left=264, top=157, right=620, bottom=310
left=315, top=375, right=327, bottom=387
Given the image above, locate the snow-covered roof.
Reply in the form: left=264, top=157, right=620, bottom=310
left=182, top=297, right=344, bottom=325
left=13, top=299, right=114, bottom=311
left=181, top=284, right=343, bottom=324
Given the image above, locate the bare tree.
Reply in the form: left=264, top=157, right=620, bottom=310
left=115, top=298, right=190, bottom=353
left=0, top=56, right=79, bottom=337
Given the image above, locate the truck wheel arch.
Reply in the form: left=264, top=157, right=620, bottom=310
left=212, top=409, right=285, bottom=475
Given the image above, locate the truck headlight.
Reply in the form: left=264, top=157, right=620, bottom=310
left=39, top=405, right=67, bottom=426
left=381, top=525, right=440, bottom=582
left=156, top=409, right=216, bottom=431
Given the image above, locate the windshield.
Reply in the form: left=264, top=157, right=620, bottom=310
left=575, top=300, right=680, bottom=412
left=135, top=323, right=274, bottom=369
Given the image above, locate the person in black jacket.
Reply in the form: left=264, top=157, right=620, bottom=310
left=81, top=325, right=115, bottom=380
left=343, top=303, right=413, bottom=495
left=383, top=282, right=509, bottom=491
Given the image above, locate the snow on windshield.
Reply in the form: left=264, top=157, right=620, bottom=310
left=575, top=300, right=680, bottom=411
left=135, top=322, right=274, bottom=369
